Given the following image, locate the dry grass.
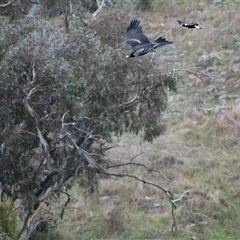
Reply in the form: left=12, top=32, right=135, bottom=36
left=142, top=1, right=240, bottom=74
left=58, top=105, right=240, bottom=238
left=207, top=106, right=240, bottom=147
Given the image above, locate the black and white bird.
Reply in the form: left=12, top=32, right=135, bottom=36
left=125, top=19, right=173, bottom=58
left=178, top=20, right=202, bottom=29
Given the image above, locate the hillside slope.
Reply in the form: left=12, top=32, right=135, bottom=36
left=55, top=2, right=240, bottom=240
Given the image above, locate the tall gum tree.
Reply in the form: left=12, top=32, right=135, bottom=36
left=0, top=3, right=177, bottom=239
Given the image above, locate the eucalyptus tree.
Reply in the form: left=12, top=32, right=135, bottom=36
left=0, top=6, right=177, bottom=239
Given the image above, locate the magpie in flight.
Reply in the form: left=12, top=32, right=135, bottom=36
left=125, top=19, right=173, bottom=58
left=178, top=20, right=202, bottom=29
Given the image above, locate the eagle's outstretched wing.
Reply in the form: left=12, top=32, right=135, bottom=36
left=125, top=19, right=150, bottom=49
left=177, top=20, right=185, bottom=26
left=153, top=37, right=173, bottom=49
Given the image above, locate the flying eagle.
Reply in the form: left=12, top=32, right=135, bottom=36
left=125, top=19, right=173, bottom=58
left=178, top=20, right=202, bottom=29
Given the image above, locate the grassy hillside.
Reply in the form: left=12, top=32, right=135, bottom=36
left=34, top=1, right=240, bottom=239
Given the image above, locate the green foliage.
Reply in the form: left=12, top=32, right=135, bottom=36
left=0, top=198, right=16, bottom=239
left=0, top=4, right=176, bottom=238
left=80, top=0, right=98, bottom=13
left=210, top=231, right=227, bottom=240
left=29, top=221, right=59, bottom=240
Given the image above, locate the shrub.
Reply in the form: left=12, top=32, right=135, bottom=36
left=0, top=198, right=16, bottom=239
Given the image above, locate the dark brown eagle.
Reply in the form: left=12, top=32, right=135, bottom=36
left=125, top=19, right=173, bottom=58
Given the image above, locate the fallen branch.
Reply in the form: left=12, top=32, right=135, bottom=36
left=185, top=201, right=214, bottom=224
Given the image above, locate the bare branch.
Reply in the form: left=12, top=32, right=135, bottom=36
left=103, top=170, right=174, bottom=203
left=30, top=61, right=37, bottom=84
left=0, top=0, right=17, bottom=8
left=61, top=110, right=70, bottom=133
left=106, top=161, right=171, bottom=182
left=119, top=94, right=141, bottom=111
left=23, top=90, right=36, bottom=117
left=172, top=191, right=190, bottom=204
left=69, top=0, right=73, bottom=14
left=185, top=201, right=214, bottom=224
left=93, top=0, right=105, bottom=18
left=60, top=191, right=71, bottom=219
left=36, top=126, right=48, bottom=152
left=16, top=201, right=45, bottom=240
left=66, top=136, right=100, bottom=169
left=103, top=169, right=178, bottom=232
left=23, top=87, right=49, bottom=153
left=130, top=152, right=144, bottom=162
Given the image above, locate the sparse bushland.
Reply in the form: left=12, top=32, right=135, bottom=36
left=1, top=0, right=240, bottom=240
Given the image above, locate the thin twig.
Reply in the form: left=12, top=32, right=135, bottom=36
left=103, top=170, right=177, bottom=231
left=185, top=201, right=214, bottom=224
left=130, top=151, right=144, bottom=162
left=103, top=170, right=174, bottom=203
left=60, top=191, right=72, bottom=219
left=106, top=161, right=171, bottom=182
